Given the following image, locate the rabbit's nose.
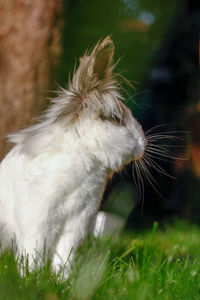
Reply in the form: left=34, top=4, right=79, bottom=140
left=133, top=134, right=147, bottom=161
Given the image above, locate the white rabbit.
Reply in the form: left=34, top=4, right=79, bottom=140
left=0, top=36, right=146, bottom=276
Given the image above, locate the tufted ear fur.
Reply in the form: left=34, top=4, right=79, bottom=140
left=58, top=36, right=120, bottom=122
left=71, top=36, right=115, bottom=91
left=92, top=36, right=114, bottom=80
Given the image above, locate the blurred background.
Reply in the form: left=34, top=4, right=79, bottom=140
left=0, top=0, right=200, bottom=231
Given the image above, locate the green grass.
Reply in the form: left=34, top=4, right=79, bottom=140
left=1, top=220, right=200, bottom=299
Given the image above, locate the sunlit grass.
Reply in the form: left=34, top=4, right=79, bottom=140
left=0, top=220, right=200, bottom=299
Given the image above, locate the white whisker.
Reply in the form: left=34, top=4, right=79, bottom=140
left=146, top=147, right=187, bottom=161
left=146, top=148, right=176, bottom=159
left=146, top=134, right=183, bottom=142
left=144, top=153, right=176, bottom=180
left=148, top=144, right=185, bottom=148
left=135, top=162, right=142, bottom=197
left=132, top=163, right=140, bottom=194
left=131, top=126, right=187, bottom=201
left=144, top=124, right=170, bottom=135
left=135, top=161, right=145, bottom=206
left=139, top=157, right=164, bottom=199
left=143, top=151, right=182, bottom=165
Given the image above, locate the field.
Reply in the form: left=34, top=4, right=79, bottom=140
left=0, top=221, right=200, bottom=300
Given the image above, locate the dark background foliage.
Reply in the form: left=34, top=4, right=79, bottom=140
left=55, top=0, right=200, bottom=228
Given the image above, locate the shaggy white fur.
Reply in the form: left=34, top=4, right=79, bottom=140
left=0, top=37, right=146, bottom=277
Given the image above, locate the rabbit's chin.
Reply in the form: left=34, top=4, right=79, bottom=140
left=132, top=149, right=145, bottom=162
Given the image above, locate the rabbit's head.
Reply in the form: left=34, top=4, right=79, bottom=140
left=59, top=36, right=147, bottom=170
left=8, top=37, right=147, bottom=170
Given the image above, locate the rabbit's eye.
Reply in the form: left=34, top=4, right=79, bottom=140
left=109, top=113, right=123, bottom=125
left=100, top=112, right=123, bottom=125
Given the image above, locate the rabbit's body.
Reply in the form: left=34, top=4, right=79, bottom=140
left=0, top=37, right=146, bottom=276
left=0, top=139, right=106, bottom=272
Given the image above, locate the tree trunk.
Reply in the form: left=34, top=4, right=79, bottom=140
left=0, top=0, right=62, bottom=158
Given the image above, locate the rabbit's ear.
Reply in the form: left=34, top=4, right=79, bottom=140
left=92, top=36, right=114, bottom=80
